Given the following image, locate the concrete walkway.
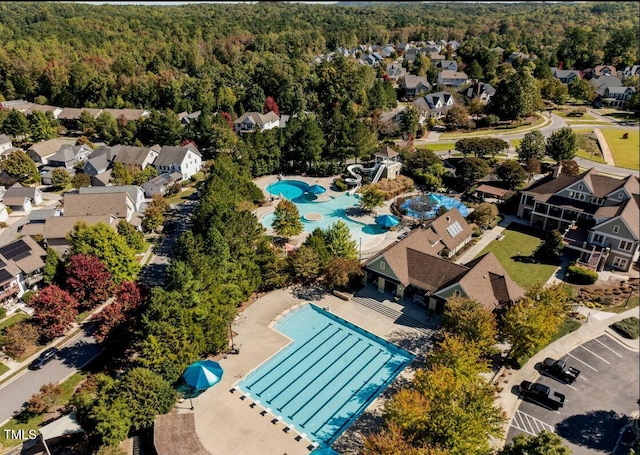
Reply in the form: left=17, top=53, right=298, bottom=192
left=491, top=305, right=640, bottom=450
left=592, top=127, right=615, bottom=166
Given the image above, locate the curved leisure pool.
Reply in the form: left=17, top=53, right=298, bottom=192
left=262, top=180, right=387, bottom=242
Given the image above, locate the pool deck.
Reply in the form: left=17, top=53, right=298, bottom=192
left=188, top=286, right=434, bottom=455
left=253, top=174, right=407, bottom=253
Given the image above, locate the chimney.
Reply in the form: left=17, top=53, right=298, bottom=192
left=552, top=164, right=563, bottom=178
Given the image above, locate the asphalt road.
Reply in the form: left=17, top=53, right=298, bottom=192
left=0, top=324, right=102, bottom=426
left=507, top=332, right=639, bottom=454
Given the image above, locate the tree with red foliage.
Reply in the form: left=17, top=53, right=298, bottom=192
left=180, top=139, right=197, bottom=148
left=32, top=285, right=78, bottom=340
left=65, top=254, right=114, bottom=310
left=264, top=96, right=280, bottom=116
left=221, top=112, right=234, bottom=130
left=93, top=281, right=144, bottom=343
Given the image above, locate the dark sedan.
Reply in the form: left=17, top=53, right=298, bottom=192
left=28, top=347, right=59, bottom=370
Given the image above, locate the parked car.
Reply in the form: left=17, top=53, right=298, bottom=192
left=541, top=357, right=581, bottom=384
left=518, top=380, right=566, bottom=410
left=28, top=347, right=59, bottom=370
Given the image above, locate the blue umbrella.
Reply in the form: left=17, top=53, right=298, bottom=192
left=375, top=214, right=400, bottom=228
left=308, top=184, right=327, bottom=195
left=183, top=360, right=224, bottom=391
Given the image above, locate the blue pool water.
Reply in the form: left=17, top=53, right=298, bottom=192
left=401, top=193, right=469, bottom=219
left=263, top=180, right=387, bottom=242
left=237, top=304, right=414, bottom=447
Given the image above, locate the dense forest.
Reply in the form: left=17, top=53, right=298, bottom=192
left=0, top=2, right=637, bottom=114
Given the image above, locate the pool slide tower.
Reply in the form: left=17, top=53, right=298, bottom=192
left=345, top=146, right=402, bottom=194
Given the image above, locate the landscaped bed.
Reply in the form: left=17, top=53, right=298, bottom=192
left=475, top=223, right=558, bottom=289
left=610, top=317, right=640, bottom=339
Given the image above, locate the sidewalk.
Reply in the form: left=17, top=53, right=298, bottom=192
left=491, top=305, right=640, bottom=450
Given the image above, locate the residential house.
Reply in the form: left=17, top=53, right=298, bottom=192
left=154, top=144, right=202, bottom=181
left=102, top=108, right=150, bottom=123
left=56, top=107, right=103, bottom=130
left=551, top=68, right=582, bottom=84
left=26, top=138, right=77, bottom=165
left=233, top=111, right=281, bottom=135
left=83, top=147, right=113, bottom=177
left=436, top=60, right=458, bottom=71
left=413, top=91, right=455, bottom=120
left=385, top=63, right=407, bottom=83
left=602, top=86, right=636, bottom=108
left=363, top=228, right=524, bottom=313
left=45, top=144, right=93, bottom=170
left=2, top=183, right=43, bottom=214
left=437, top=70, right=469, bottom=87
left=63, top=192, right=135, bottom=223
left=429, top=52, right=446, bottom=62
left=79, top=185, right=146, bottom=212
left=381, top=45, right=396, bottom=58
left=0, top=236, right=48, bottom=307
left=584, top=65, right=617, bottom=80
left=178, top=111, right=201, bottom=127
left=589, top=75, right=623, bottom=97
left=142, top=172, right=183, bottom=198
left=517, top=166, right=640, bottom=272
left=91, top=170, right=113, bottom=187
left=401, top=75, right=431, bottom=99
left=622, top=65, right=640, bottom=78
left=462, top=81, right=496, bottom=104
left=403, top=48, right=419, bottom=63
left=43, top=215, right=118, bottom=255
left=111, top=144, right=159, bottom=171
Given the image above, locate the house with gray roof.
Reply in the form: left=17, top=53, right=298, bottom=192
left=63, top=192, right=135, bottom=222
left=602, top=86, right=636, bottom=108
left=463, top=81, right=496, bottom=104
left=26, top=138, right=77, bottom=165
left=47, top=144, right=93, bottom=170
left=83, top=147, right=112, bottom=177
left=79, top=185, right=146, bottom=212
left=551, top=68, right=582, bottom=84
left=2, top=183, right=43, bottom=214
left=589, top=75, right=623, bottom=97
left=436, top=60, right=458, bottom=72
left=0, top=135, right=12, bottom=155
left=401, top=75, right=431, bottom=99
left=111, top=145, right=158, bottom=170
left=0, top=235, right=47, bottom=305
left=43, top=215, right=118, bottom=255
left=385, top=62, right=407, bottom=83
left=142, top=172, right=183, bottom=198
left=517, top=167, right=640, bottom=272
left=233, top=111, right=281, bottom=135
left=154, top=144, right=202, bottom=181
left=413, top=91, right=455, bottom=120
left=437, top=70, right=469, bottom=87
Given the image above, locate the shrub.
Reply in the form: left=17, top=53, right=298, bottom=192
left=334, top=178, right=348, bottom=192
left=0, top=307, right=6, bottom=319
left=21, top=290, right=35, bottom=304
left=567, top=265, right=598, bottom=284
left=472, top=227, right=482, bottom=237
left=0, top=222, right=7, bottom=229
left=610, top=317, right=639, bottom=339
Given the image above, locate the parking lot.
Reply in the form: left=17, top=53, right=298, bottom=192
left=507, top=333, right=639, bottom=454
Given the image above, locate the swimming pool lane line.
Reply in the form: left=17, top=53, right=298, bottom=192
left=246, top=323, right=336, bottom=389
left=313, top=353, right=403, bottom=440
left=272, top=334, right=372, bottom=415
left=325, top=357, right=410, bottom=445
left=259, top=332, right=358, bottom=402
left=293, top=347, right=385, bottom=425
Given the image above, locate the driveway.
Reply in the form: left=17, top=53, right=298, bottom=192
left=507, top=333, right=639, bottom=454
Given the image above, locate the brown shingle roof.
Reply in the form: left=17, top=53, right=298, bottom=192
left=407, top=248, right=468, bottom=291
left=112, top=145, right=157, bottom=167
left=0, top=236, right=46, bottom=274
left=375, top=146, right=399, bottom=158
left=63, top=193, right=131, bottom=218
left=43, top=215, right=116, bottom=240
left=457, top=252, right=525, bottom=312
left=426, top=207, right=473, bottom=252
left=27, top=138, right=77, bottom=158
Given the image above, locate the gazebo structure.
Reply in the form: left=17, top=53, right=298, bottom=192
left=373, top=146, right=402, bottom=180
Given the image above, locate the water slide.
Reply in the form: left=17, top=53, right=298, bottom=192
left=371, top=163, right=386, bottom=184
left=346, top=163, right=379, bottom=194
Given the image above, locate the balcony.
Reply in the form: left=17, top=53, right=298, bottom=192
left=25, top=273, right=44, bottom=287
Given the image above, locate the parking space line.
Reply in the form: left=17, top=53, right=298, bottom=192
left=578, top=345, right=610, bottom=364
left=564, top=383, right=577, bottom=391
left=568, top=353, right=598, bottom=372
left=511, top=411, right=555, bottom=436
left=593, top=337, right=623, bottom=357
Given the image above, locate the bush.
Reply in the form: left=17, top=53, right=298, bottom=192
left=0, top=307, right=6, bottom=319
left=334, top=178, right=348, bottom=192
left=21, top=290, right=35, bottom=304
left=610, top=317, right=639, bottom=339
left=0, top=222, right=7, bottom=229
left=566, top=265, right=598, bottom=284
left=472, top=227, right=482, bottom=237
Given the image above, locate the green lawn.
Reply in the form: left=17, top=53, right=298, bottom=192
left=475, top=224, right=558, bottom=290
left=600, top=128, right=640, bottom=170
left=0, top=362, right=8, bottom=376
left=604, top=296, right=639, bottom=314
left=439, top=113, right=546, bottom=139
left=0, top=312, right=30, bottom=332
left=416, top=142, right=456, bottom=152
left=576, top=148, right=606, bottom=164
left=552, top=110, right=597, bottom=122
left=0, top=371, right=88, bottom=449
left=510, top=139, right=522, bottom=150
left=164, top=186, right=196, bottom=205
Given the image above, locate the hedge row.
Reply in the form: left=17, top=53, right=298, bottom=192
left=566, top=265, right=598, bottom=284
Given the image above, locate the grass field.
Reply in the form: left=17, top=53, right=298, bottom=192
left=576, top=148, right=606, bottom=164
left=0, top=371, right=89, bottom=449
left=600, top=128, right=639, bottom=170
left=439, top=113, right=546, bottom=139
left=475, top=223, right=558, bottom=290
left=0, top=312, right=30, bottom=332
left=0, top=362, right=8, bottom=376
left=165, top=186, right=197, bottom=205
left=416, top=142, right=456, bottom=152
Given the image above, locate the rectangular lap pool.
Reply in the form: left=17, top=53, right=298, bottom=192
left=237, top=304, right=414, bottom=447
